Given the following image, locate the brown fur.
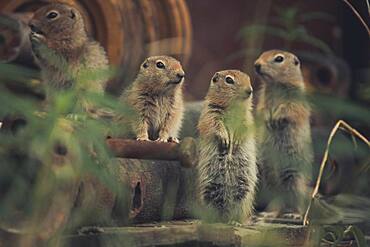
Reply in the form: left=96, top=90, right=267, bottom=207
left=29, top=3, right=108, bottom=95
left=198, top=70, right=254, bottom=142
left=254, top=50, right=313, bottom=217
left=122, top=56, right=184, bottom=142
left=27, top=4, right=113, bottom=229
left=197, top=70, right=257, bottom=223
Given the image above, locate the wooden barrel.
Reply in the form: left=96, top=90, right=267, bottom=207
left=0, top=0, right=192, bottom=94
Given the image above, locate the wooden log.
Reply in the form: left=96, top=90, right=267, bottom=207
left=108, top=158, right=197, bottom=224
left=0, top=0, right=192, bottom=94
left=0, top=121, right=199, bottom=243
left=0, top=148, right=81, bottom=247
left=106, top=138, right=198, bottom=168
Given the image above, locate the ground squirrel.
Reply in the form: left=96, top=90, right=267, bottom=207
left=254, top=50, right=313, bottom=218
left=28, top=4, right=112, bottom=228
left=29, top=3, right=108, bottom=100
left=197, top=70, right=257, bottom=223
left=122, top=55, right=185, bottom=142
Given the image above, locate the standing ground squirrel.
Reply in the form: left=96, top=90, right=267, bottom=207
left=122, top=55, right=185, bottom=142
left=29, top=3, right=108, bottom=103
left=254, top=50, right=313, bottom=218
left=28, top=4, right=112, bottom=226
left=197, top=70, right=257, bottom=223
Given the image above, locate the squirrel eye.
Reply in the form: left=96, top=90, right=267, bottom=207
left=156, top=61, right=165, bottom=69
left=225, top=76, right=234, bottom=84
left=46, top=11, right=58, bottom=19
left=274, top=55, right=284, bottom=63
left=142, top=62, right=149, bottom=68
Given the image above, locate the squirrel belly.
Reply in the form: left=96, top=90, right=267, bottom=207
left=198, top=136, right=257, bottom=222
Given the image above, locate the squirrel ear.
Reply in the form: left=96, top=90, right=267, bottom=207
left=294, top=57, right=300, bottom=67
left=70, top=9, right=76, bottom=19
left=142, top=61, right=149, bottom=68
left=212, top=73, right=219, bottom=83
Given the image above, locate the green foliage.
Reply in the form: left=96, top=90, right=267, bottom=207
left=310, top=93, right=370, bottom=123
left=0, top=59, right=132, bottom=237
left=240, top=6, right=334, bottom=55
left=344, top=225, right=367, bottom=247
left=318, top=225, right=367, bottom=247
left=223, top=99, right=254, bottom=142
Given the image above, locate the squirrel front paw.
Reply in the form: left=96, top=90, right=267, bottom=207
left=155, top=137, right=168, bottom=142
left=168, top=137, right=180, bottom=143
left=216, top=134, right=230, bottom=153
left=156, top=132, right=169, bottom=142
left=227, top=220, right=243, bottom=227
left=136, top=133, right=149, bottom=141
left=137, top=137, right=150, bottom=141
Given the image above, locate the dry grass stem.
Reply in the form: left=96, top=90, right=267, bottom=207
left=342, top=0, right=370, bottom=36
left=303, top=120, right=370, bottom=226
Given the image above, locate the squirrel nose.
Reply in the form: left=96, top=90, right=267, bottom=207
left=29, top=23, right=42, bottom=34
left=176, top=72, right=185, bottom=79
left=254, top=63, right=261, bottom=73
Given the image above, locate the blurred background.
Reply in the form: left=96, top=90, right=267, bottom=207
left=185, top=0, right=370, bottom=213
left=1, top=0, right=369, bottom=101
left=1, top=0, right=369, bottom=219
left=0, top=0, right=369, bottom=246
left=186, top=0, right=369, bottom=101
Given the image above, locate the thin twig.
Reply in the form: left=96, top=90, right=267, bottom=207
left=342, top=0, right=370, bottom=36
left=303, top=120, right=370, bottom=226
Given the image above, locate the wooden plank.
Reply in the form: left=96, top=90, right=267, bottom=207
left=64, top=221, right=199, bottom=247
left=63, top=220, right=310, bottom=247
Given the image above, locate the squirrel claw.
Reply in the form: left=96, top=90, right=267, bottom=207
left=155, top=138, right=168, bottom=142
left=78, top=226, right=105, bottom=235
left=227, top=220, right=243, bottom=227
left=257, top=211, right=278, bottom=218
left=168, top=137, right=180, bottom=143
left=279, top=213, right=302, bottom=220
left=136, top=137, right=150, bottom=141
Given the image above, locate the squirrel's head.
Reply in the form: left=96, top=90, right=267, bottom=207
left=254, top=50, right=303, bottom=88
left=206, top=70, right=253, bottom=106
left=137, top=56, right=185, bottom=91
left=29, top=3, right=87, bottom=53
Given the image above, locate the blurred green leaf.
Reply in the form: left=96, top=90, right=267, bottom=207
left=240, top=6, right=334, bottom=55
left=295, top=30, right=333, bottom=54
left=310, top=94, right=370, bottom=123
left=300, top=12, right=336, bottom=23
left=344, top=225, right=367, bottom=247
left=239, top=25, right=288, bottom=40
